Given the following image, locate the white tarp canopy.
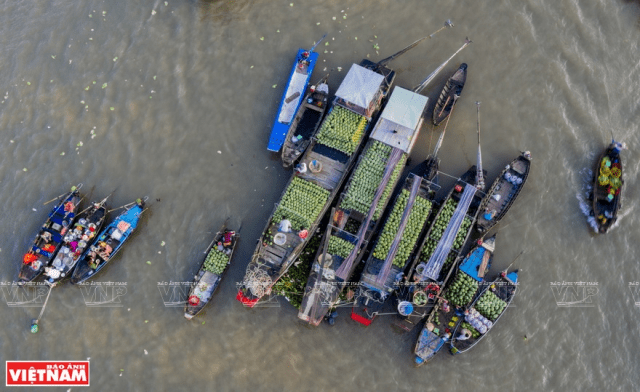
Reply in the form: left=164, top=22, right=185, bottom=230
left=335, top=64, right=385, bottom=110
left=370, top=87, right=428, bottom=152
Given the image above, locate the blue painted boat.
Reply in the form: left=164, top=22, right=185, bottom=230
left=70, top=198, right=146, bottom=284
left=267, top=39, right=324, bottom=152
left=19, top=185, right=83, bottom=283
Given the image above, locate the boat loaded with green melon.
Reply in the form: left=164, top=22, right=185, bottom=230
left=449, top=268, right=519, bottom=355
left=184, top=221, right=239, bottom=320
left=297, top=40, right=472, bottom=325
left=412, top=235, right=495, bottom=366
left=393, top=102, right=486, bottom=331
left=237, top=37, right=438, bottom=307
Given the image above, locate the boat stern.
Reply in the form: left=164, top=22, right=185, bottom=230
left=236, top=289, right=260, bottom=308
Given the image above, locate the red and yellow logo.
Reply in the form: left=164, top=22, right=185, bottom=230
left=6, top=361, right=89, bottom=386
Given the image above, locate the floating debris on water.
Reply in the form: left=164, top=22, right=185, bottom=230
left=151, top=10, right=156, bottom=15
left=161, top=241, right=166, bottom=246
left=113, top=57, right=118, bottom=62
left=146, top=261, right=151, bottom=265
left=217, top=150, right=222, bottom=154
left=60, top=152, right=65, bottom=156
left=144, top=350, right=148, bottom=355
left=23, top=168, right=27, bottom=172
left=260, top=37, right=264, bottom=41
left=32, top=208, right=37, bottom=212
left=110, top=107, right=115, bottom=111
left=102, top=83, right=107, bottom=89
left=272, top=84, right=277, bottom=88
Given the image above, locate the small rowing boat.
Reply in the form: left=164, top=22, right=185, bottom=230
left=432, top=63, right=467, bottom=126
left=267, top=35, right=326, bottom=152
left=591, top=140, right=626, bottom=233
left=71, top=198, right=146, bottom=284
left=19, top=185, right=83, bottom=283
left=281, top=76, right=330, bottom=168
left=184, top=222, right=239, bottom=320
left=476, top=152, right=532, bottom=234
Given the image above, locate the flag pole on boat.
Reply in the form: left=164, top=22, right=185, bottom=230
left=30, top=286, right=53, bottom=333
left=475, top=101, right=485, bottom=190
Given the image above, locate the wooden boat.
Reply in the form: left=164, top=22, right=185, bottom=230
left=449, top=268, right=519, bottom=355
left=70, top=198, right=146, bottom=284
left=591, top=140, right=626, bottom=233
left=297, top=87, right=427, bottom=325
left=44, top=195, right=110, bottom=286
left=350, top=174, right=435, bottom=326
left=476, top=152, right=532, bottom=234
left=412, top=235, right=495, bottom=365
left=281, top=76, right=330, bottom=168
left=394, top=165, right=486, bottom=331
left=184, top=222, right=239, bottom=320
left=267, top=35, right=326, bottom=152
left=19, top=185, right=83, bottom=283
left=432, top=63, right=467, bottom=126
left=297, top=40, right=472, bottom=325
left=237, top=37, right=439, bottom=308
left=394, top=101, right=486, bottom=331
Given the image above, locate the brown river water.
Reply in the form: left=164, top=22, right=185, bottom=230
left=1, top=0, right=639, bottom=390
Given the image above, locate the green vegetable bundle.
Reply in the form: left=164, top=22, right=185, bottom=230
left=273, top=177, right=330, bottom=230
left=475, top=290, right=507, bottom=321
left=372, top=189, right=432, bottom=267
left=444, top=272, right=478, bottom=307
left=203, top=248, right=229, bottom=275
left=340, top=141, right=406, bottom=219
left=460, top=321, right=481, bottom=339
left=316, top=106, right=368, bottom=155
left=327, top=235, right=355, bottom=259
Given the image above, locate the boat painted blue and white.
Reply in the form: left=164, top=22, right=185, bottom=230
left=267, top=47, right=320, bottom=152
left=71, top=198, right=146, bottom=284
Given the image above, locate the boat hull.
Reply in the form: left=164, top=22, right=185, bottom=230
left=591, top=143, right=623, bottom=233
left=70, top=201, right=145, bottom=284
left=19, top=189, right=82, bottom=283
left=267, top=49, right=319, bottom=152
left=184, top=225, right=239, bottom=319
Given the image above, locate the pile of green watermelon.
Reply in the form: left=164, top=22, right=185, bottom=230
left=340, top=141, right=406, bottom=220
left=273, top=177, right=330, bottom=231
left=475, top=290, right=507, bottom=320
left=444, top=272, right=478, bottom=307
left=203, top=248, right=229, bottom=275
left=428, top=198, right=458, bottom=242
left=327, top=235, right=356, bottom=259
left=460, top=321, right=481, bottom=339
left=373, top=189, right=432, bottom=267
left=452, top=216, right=473, bottom=250
left=316, top=106, right=368, bottom=155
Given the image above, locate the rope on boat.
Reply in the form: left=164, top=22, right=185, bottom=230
left=243, top=267, right=272, bottom=298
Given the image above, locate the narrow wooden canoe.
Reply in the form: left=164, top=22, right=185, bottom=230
left=184, top=223, right=239, bottom=320
left=19, top=185, right=83, bottom=283
left=476, top=152, right=532, bottom=234
left=432, top=63, right=467, bottom=126
left=591, top=141, right=625, bottom=233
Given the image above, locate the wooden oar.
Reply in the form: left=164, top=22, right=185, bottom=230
left=43, top=185, right=79, bottom=205
left=30, top=286, right=53, bottom=333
